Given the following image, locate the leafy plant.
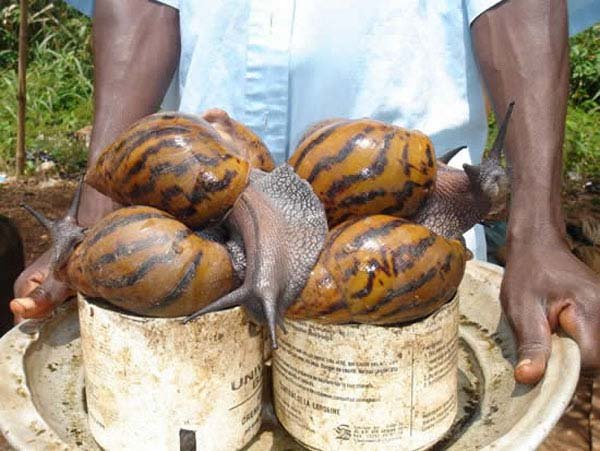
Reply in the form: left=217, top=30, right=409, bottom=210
left=570, top=24, right=600, bottom=111
left=564, top=106, right=600, bottom=181
left=0, top=1, right=92, bottom=175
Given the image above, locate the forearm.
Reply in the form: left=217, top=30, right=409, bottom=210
left=471, top=0, right=569, bottom=242
left=78, top=0, right=180, bottom=225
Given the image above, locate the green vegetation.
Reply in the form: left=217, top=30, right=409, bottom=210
left=0, top=3, right=598, bottom=181
left=487, top=24, right=600, bottom=182
left=565, top=24, right=600, bottom=181
left=0, top=2, right=92, bottom=175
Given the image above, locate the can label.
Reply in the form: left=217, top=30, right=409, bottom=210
left=78, top=298, right=263, bottom=451
left=273, top=297, right=458, bottom=451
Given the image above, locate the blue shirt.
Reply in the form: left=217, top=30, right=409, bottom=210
left=65, top=0, right=600, bottom=260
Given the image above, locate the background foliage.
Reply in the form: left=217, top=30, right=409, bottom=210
left=0, top=1, right=92, bottom=175
left=0, top=2, right=599, bottom=180
left=564, top=24, right=600, bottom=181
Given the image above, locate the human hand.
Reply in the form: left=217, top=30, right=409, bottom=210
left=501, top=232, right=600, bottom=384
left=10, top=250, right=74, bottom=321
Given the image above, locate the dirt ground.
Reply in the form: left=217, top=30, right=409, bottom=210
left=0, top=178, right=77, bottom=267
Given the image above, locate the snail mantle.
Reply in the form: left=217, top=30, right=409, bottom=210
left=0, top=261, right=581, bottom=451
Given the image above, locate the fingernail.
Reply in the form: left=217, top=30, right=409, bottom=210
left=516, top=359, right=532, bottom=369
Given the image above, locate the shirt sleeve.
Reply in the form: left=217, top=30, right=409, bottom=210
left=155, top=0, right=179, bottom=9
left=464, top=0, right=504, bottom=25
left=63, top=0, right=179, bottom=16
left=466, top=0, right=600, bottom=35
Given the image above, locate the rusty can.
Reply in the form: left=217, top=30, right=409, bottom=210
left=273, top=296, right=459, bottom=451
left=78, top=296, right=264, bottom=451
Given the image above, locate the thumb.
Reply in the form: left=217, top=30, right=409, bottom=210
left=556, top=301, right=600, bottom=375
left=503, top=294, right=552, bottom=385
left=10, top=275, right=72, bottom=319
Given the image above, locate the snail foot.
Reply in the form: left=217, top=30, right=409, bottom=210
left=184, top=165, right=327, bottom=348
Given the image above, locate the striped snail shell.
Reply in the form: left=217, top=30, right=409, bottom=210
left=66, top=205, right=237, bottom=317
left=286, top=215, right=467, bottom=324
left=289, top=119, right=436, bottom=227
left=85, top=112, right=251, bottom=228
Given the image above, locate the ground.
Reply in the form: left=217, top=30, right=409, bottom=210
left=1, top=178, right=76, bottom=266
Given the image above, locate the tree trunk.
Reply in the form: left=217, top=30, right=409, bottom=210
left=16, top=0, right=28, bottom=177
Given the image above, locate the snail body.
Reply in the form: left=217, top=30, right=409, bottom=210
left=286, top=215, right=467, bottom=324
left=23, top=105, right=513, bottom=343
left=410, top=104, right=513, bottom=238
left=83, top=112, right=328, bottom=344
left=65, top=206, right=237, bottom=317
left=289, top=119, right=436, bottom=227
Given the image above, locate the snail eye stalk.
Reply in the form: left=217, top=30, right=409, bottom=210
left=21, top=179, right=87, bottom=276
left=438, top=145, right=467, bottom=165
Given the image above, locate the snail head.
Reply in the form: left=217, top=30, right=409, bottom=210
left=21, top=179, right=87, bottom=278
left=463, top=101, right=514, bottom=216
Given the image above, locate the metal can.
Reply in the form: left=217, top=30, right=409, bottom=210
left=78, top=296, right=264, bottom=451
left=273, top=296, right=459, bottom=451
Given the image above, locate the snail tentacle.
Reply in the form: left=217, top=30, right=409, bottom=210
left=183, top=285, right=250, bottom=323
left=489, top=101, right=514, bottom=161
left=21, top=180, right=86, bottom=277
left=437, top=145, right=467, bottom=164
left=411, top=102, right=514, bottom=238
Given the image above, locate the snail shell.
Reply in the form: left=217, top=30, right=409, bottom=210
left=289, top=119, right=436, bottom=226
left=202, top=108, right=275, bottom=171
left=66, top=205, right=237, bottom=317
left=86, top=112, right=251, bottom=228
left=286, top=215, right=467, bottom=324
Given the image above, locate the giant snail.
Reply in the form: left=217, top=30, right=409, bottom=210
left=18, top=103, right=513, bottom=347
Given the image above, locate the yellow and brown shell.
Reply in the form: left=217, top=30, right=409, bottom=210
left=286, top=215, right=467, bottom=324
left=66, top=206, right=237, bottom=317
left=86, top=112, right=251, bottom=228
left=289, top=119, right=437, bottom=226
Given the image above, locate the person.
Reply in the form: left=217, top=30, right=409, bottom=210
left=0, top=215, right=23, bottom=336
left=11, top=0, right=600, bottom=385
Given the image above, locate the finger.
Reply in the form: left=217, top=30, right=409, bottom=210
left=556, top=301, right=600, bottom=375
left=13, top=273, right=44, bottom=299
left=11, top=286, right=58, bottom=319
left=202, top=108, right=231, bottom=124
left=502, top=293, right=552, bottom=385
left=13, top=252, right=51, bottom=298
left=10, top=295, right=55, bottom=319
left=10, top=277, right=73, bottom=320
